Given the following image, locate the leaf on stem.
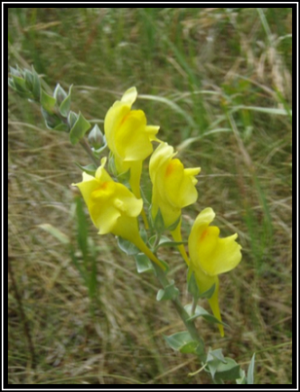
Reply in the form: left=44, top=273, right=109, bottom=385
left=185, top=304, right=228, bottom=327
left=134, top=253, right=154, bottom=274
left=246, top=353, right=256, bottom=384
left=157, top=280, right=179, bottom=301
left=164, top=331, right=198, bottom=354
left=40, top=89, right=57, bottom=113
left=69, top=112, right=91, bottom=145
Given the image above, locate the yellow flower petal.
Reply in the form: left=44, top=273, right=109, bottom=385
left=73, top=161, right=166, bottom=270
left=149, top=142, right=200, bottom=228
left=188, top=208, right=242, bottom=277
left=121, top=86, right=137, bottom=105
left=114, top=110, right=153, bottom=161
left=104, top=87, right=160, bottom=205
left=188, top=207, right=242, bottom=336
left=104, top=102, right=131, bottom=153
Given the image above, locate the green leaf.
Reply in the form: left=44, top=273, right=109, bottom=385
left=246, top=353, right=256, bottom=384
left=69, top=112, right=91, bottom=145
left=68, top=111, right=78, bottom=129
left=157, top=280, right=179, bottom=301
left=185, top=304, right=228, bottom=327
left=236, top=369, right=247, bottom=384
left=152, top=208, right=165, bottom=234
left=214, top=357, right=241, bottom=383
left=74, top=162, right=97, bottom=176
left=9, top=66, right=21, bottom=77
left=187, top=270, right=216, bottom=300
left=88, top=124, right=104, bottom=149
left=179, top=341, right=199, bottom=354
left=167, top=215, right=181, bottom=231
left=59, top=85, right=73, bottom=117
left=31, top=66, right=41, bottom=100
left=199, top=283, right=216, bottom=299
left=38, top=223, right=70, bottom=244
left=41, top=108, right=61, bottom=129
left=206, top=350, right=228, bottom=380
left=148, top=235, right=185, bottom=250
left=53, top=122, right=69, bottom=132
left=157, top=237, right=185, bottom=248
left=164, top=331, right=195, bottom=352
left=117, top=236, right=140, bottom=255
left=92, top=142, right=108, bottom=158
left=116, top=167, right=131, bottom=184
left=53, top=83, right=67, bottom=103
left=12, top=75, right=28, bottom=93
left=207, top=348, right=226, bottom=364
left=134, top=253, right=154, bottom=273
left=108, top=153, right=117, bottom=177
left=8, top=78, right=16, bottom=90
left=148, top=235, right=158, bottom=248
left=187, top=269, right=200, bottom=299
left=164, top=331, right=201, bottom=354
left=40, top=89, right=57, bottom=113
left=140, top=228, right=148, bottom=243
left=24, top=69, right=34, bottom=91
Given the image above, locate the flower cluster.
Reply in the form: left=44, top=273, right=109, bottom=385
left=73, top=87, right=242, bottom=336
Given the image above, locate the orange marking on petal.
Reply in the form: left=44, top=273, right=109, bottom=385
left=120, top=112, right=130, bottom=126
left=200, top=228, right=209, bottom=242
left=100, top=181, right=110, bottom=190
left=165, top=160, right=178, bottom=177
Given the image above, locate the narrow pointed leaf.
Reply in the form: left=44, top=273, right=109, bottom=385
left=134, top=253, right=153, bottom=273
left=74, top=162, right=97, bottom=176
left=164, top=331, right=194, bottom=352
left=185, top=304, right=228, bottom=327
left=157, top=281, right=179, bottom=301
left=246, top=353, right=256, bottom=384
left=69, top=112, right=91, bottom=145
left=68, top=111, right=78, bottom=129
left=117, top=236, right=139, bottom=255
left=40, top=89, right=57, bottom=112
left=59, top=85, right=73, bottom=117
left=214, top=357, right=241, bottom=382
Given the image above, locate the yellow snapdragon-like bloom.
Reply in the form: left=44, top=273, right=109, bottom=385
left=73, top=158, right=165, bottom=270
left=104, top=87, right=160, bottom=200
left=149, top=142, right=200, bottom=228
left=149, top=142, right=200, bottom=264
left=188, top=208, right=242, bottom=336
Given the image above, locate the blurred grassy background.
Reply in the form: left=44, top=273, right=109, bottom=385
left=8, top=7, right=292, bottom=385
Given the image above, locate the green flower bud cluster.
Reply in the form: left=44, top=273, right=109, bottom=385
left=8, top=66, right=91, bottom=145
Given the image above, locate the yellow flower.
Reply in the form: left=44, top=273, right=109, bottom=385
left=72, top=158, right=166, bottom=270
left=149, top=142, right=200, bottom=264
left=149, top=142, right=200, bottom=228
left=104, top=87, right=159, bottom=200
left=188, top=208, right=242, bottom=336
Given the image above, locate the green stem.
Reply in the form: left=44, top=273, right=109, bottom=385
left=79, top=138, right=99, bottom=166
left=153, top=232, right=161, bottom=252
left=152, top=263, right=206, bottom=362
left=191, top=295, right=198, bottom=316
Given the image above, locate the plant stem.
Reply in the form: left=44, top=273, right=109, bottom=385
left=191, top=295, right=198, bottom=316
left=79, top=138, right=99, bottom=166
left=152, top=263, right=206, bottom=362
